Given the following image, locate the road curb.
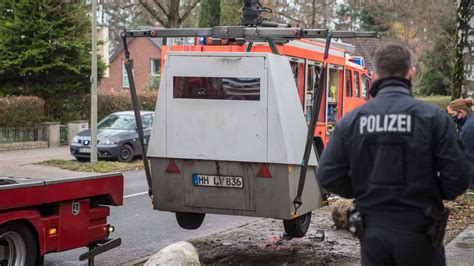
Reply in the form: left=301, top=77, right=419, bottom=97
left=446, top=224, right=474, bottom=266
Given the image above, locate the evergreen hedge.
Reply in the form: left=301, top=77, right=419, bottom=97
left=0, top=96, right=45, bottom=127
left=84, top=92, right=158, bottom=121
left=417, top=96, right=451, bottom=109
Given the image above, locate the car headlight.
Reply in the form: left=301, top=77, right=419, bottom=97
left=71, top=136, right=80, bottom=144
left=99, top=138, right=116, bottom=145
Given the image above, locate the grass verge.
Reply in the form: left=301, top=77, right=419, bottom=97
left=417, top=96, right=451, bottom=109
left=37, top=159, right=144, bottom=173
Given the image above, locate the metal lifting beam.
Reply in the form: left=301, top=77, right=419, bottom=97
left=122, top=26, right=380, bottom=41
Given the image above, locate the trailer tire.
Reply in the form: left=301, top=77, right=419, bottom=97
left=283, top=212, right=312, bottom=238
left=0, top=222, right=38, bottom=266
left=175, top=212, right=205, bottom=230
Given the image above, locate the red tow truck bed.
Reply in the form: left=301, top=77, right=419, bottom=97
left=0, top=173, right=123, bottom=264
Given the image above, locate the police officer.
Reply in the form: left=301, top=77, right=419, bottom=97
left=316, top=43, right=473, bottom=266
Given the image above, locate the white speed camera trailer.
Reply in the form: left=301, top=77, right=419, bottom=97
left=148, top=52, right=323, bottom=237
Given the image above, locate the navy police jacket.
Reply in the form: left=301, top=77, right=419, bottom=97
left=317, top=78, right=473, bottom=213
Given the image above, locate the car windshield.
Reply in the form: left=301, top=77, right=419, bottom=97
left=98, top=115, right=136, bottom=130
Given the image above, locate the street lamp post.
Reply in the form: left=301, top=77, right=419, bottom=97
left=90, top=0, right=98, bottom=163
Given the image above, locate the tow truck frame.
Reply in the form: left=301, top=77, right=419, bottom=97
left=0, top=173, right=123, bottom=265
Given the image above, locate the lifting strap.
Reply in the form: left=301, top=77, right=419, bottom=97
left=292, top=32, right=332, bottom=216
left=121, top=31, right=153, bottom=197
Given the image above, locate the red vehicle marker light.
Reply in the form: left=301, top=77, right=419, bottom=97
left=166, top=160, right=181, bottom=174
left=257, top=164, right=272, bottom=178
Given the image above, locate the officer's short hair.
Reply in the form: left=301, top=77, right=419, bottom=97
left=373, top=43, right=412, bottom=79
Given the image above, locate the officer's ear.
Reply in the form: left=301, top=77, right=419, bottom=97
left=406, top=67, right=416, bottom=81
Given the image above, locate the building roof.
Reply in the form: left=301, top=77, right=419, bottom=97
left=341, top=37, right=381, bottom=72
left=109, top=37, right=163, bottom=63
left=149, top=38, right=164, bottom=48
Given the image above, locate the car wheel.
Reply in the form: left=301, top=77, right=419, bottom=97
left=283, top=212, right=312, bottom=238
left=0, top=222, right=38, bottom=266
left=75, top=156, right=89, bottom=162
left=118, top=144, right=134, bottom=163
left=175, top=212, right=206, bottom=230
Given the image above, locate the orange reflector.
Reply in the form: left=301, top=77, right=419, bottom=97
left=48, top=228, right=57, bottom=235
left=166, top=160, right=181, bottom=174
left=257, top=164, right=272, bottom=178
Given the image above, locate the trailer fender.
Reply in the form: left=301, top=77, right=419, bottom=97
left=0, top=209, right=46, bottom=256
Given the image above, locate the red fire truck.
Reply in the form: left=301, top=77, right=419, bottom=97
left=162, top=38, right=371, bottom=155
left=0, top=173, right=123, bottom=265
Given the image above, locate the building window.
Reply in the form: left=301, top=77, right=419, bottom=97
left=122, top=61, right=129, bottom=88
left=151, top=59, right=160, bottom=77
left=150, top=59, right=161, bottom=86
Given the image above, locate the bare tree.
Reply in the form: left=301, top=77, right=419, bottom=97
left=365, top=0, right=456, bottom=64
left=138, top=0, right=201, bottom=28
left=263, top=0, right=336, bottom=28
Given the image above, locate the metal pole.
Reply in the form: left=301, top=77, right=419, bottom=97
left=90, top=0, right=98, bottom=163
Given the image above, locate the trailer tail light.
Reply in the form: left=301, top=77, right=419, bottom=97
left=257, top=164, right=272, bottom=178
left=166, top=160, right=181, bottom=174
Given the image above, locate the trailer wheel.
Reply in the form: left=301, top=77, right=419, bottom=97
left=175, top=212, right=205, bottom=230
left=283, top=212, right=312, bottom=238
left=0, top=223, right=37, bottom=266
left=118, top=144, right=134, bottom=163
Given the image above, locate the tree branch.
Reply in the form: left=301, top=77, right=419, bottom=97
left=120, top=3, right=139, bottom=10
left=274, top=11, right=305, bottom=24
left=139, top=0, right=168, bottom=27
left=179, top=0, right=201, bottom=24
left=152, top=0, right=168, bottom=16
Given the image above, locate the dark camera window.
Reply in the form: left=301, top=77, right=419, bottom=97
left=173, top=76, right=260, bottom=101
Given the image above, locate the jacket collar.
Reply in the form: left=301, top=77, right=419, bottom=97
left=369, top=77, right=412, bottom=98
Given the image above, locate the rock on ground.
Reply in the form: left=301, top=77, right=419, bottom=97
left=145, top=241, right=200, bottom=266
left=331, top=198, right=353, bottom=229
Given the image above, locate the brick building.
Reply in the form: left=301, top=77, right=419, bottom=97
left=100, top=37, right=163, bottom=93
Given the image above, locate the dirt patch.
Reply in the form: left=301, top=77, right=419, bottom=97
left=444, top=192, right=474, bottom=244
left=192, top=193, right=473, bottom=265
left=192, top=206, right=360, bottom=265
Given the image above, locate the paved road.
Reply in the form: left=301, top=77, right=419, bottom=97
left=44, top=171, right=260, bottom=265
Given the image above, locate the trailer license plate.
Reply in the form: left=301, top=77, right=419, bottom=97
left=80, top=148, right=91, bottom=153
left=193, top=174, right=243, bottom=188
